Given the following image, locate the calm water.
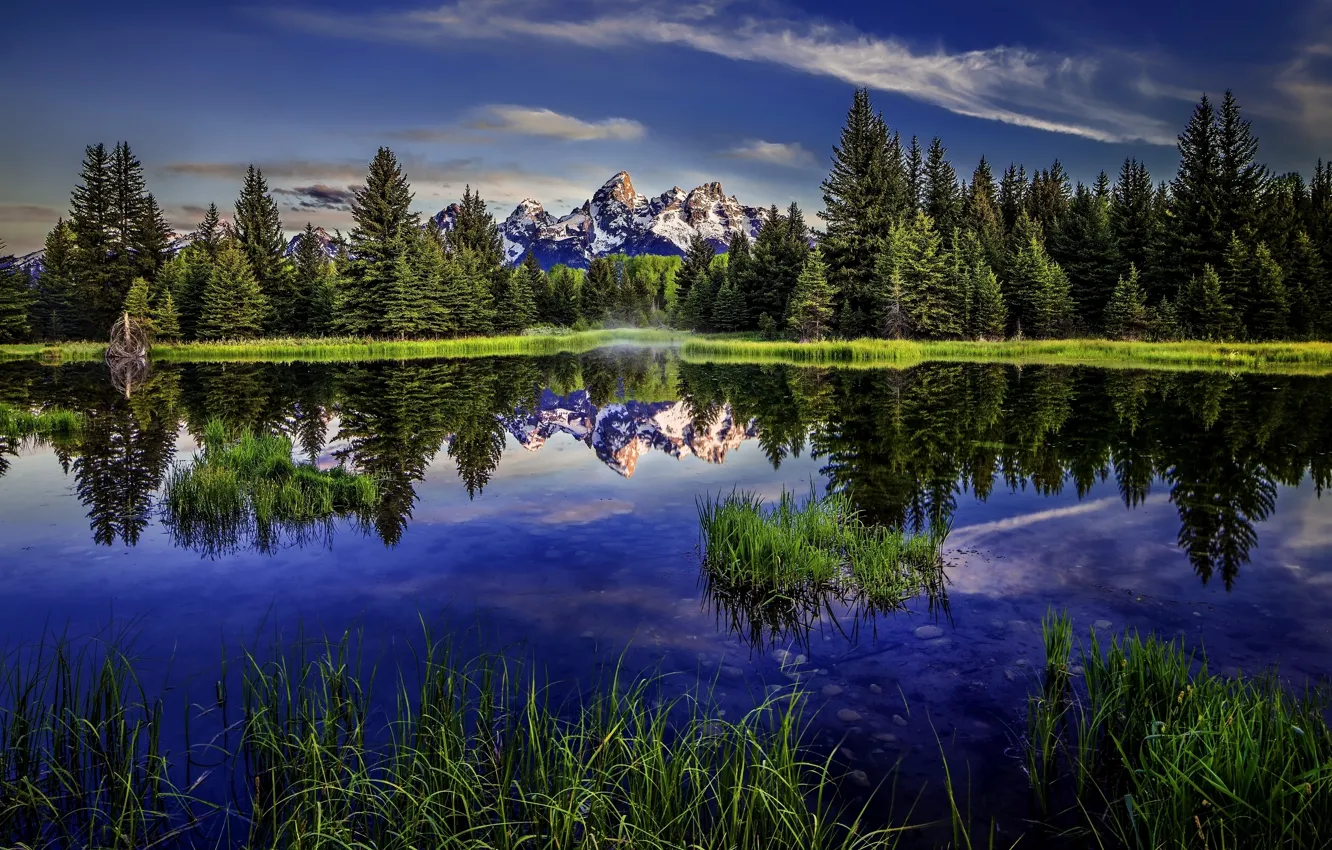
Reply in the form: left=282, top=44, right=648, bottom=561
left=1, top=348, right=1330, bottom=842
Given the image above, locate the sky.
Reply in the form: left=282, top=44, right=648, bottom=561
left=2, top=0, right=1330, bottom=255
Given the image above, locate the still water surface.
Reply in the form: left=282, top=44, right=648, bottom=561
left=1, top=348, right=1329, bottom=839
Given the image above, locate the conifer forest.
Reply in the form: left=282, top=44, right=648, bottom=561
left=1, top=89, right=1328, bottom=347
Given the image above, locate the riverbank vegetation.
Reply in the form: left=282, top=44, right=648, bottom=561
left=0, top=402, right=83, bottom=440
left=3, top=89, right=1331, bottom=350
left=162, top=420, right=378, bottom=555
left=1028, top=612, right=1332, bottom=848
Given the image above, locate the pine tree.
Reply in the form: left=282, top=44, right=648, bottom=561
left=152, top=291, right=181, bottom=341
left=898, top=212, right=960, bottom=338
left=1052, top=180, right=1120, bottom=330
left=195, top=203, right=224, bottom=258
left=68, top=143, right=116, bottom=335
left=1007, top=233, right=1072, bottom=337
left=234, top=165, right=289, bottom=327
left=198, top=241, right=269, bottom=340
left=675, top=234, right=716, bottom=326
left=547, top=266, right=580, bottom=327
left=123, top=276, right=152, bottom=320
left=964, top=157, right=1004, bottom=273
left=1103, top=265, right=1149, bottom=340
left=821, top=89, right=895, bottom=336
left=133, top=193, right=173, bottom=280
left=1216, top=91, right=1267, bottom=246
left=0, top=242, right=31, bottom=343
left=108, top=142, right=148, bottom=298
left=521, top=252, right=553, bottom=324
left=1110, top=158, right=1157, bottom=281
left=922, top=137, right=961, bottom=237
left=1027, top=161, right=1071, bottom=240
left=1168, top=95, right=1225, bottom=286
left=724, top=230, right=756, bottom=329
left=506, top=265, right=539, bottom=331
left=969, top=261, right=1007, bottom=339
left=448, top=186, right=508, bottom=304
left=340, top=148, right=419, bottom=336
left=581, top=257, right=614, bottom=324
left=680, top=267, right=718, bottom=332
left=710, top=279, right=747, bottom=331
left=869, top=228, right=909, bottom=338
left=158, top=248, right=212, bottom=341
left=1178, top=265, right=1238, bottom=340
left=786, top=249, right=835, bottom=341
left=905, top=136, right=924, bottom=214
left=1219, top=235, right=1252, bottom=332
left=1248, top=244, right=1289, bottom=340
left=292, top=224, right=333, bottom=336
left=1287, top=230, right=1329, bottom=338
left=998, top=164, right=1028, bottom=235
left=32, top=219, right=78, bottom=340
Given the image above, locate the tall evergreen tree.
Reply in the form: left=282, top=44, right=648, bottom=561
left=547, top=266, right=580, bottom=327
left=339, top=148, right=419, bottom=336
left=1287, top=230, right=1329, bottom=338
left=108, top=142, right=148, bottom=296
left=786, top=249, right=835, bottom=341
left=1052, top=180, right=1120, bottom=330
left=998, top=164, right=1028, bottom=235
left=969, top=261, right=1007, bottom=339
left=0, top=242, right=31, bottom=343
left=821, top=89, right=896, bottom=336
left=32, top=219, right=78, bottom=340
left=905, top=136, right=924, bottom=214
left=675, top=234, right=716, bottom=325
left=725, top=229, right=756, bottom=328
left=581, top=257, right=614, bottom=324
left=1168, top=95, right=1225, bottom=286
left=448, top=186, right=508, bottom=303
left=292, top=224, right=334, bottom=335
left=1103, top=265, right=1149, bottom=340
left=710, top=278, right=747, bottom=331
left=1248, top=244, right=1289, bottom=340
left=922, top=137, right=961, bottom=237
left=1216, top=90, right=1267, bottom=246
left=234, top=165, right=289, bottom=330
left=1219, top=235, right=1252, bottom=331
left=964, top=157, right=1004, bottom=273
left=194, top=202, right=224, bottom=258
left=133, top=193, right=172, bottom=280
left=68, top=143, right=116, bottom=335
left=198, top=241, right=268, bottom=339
left=152, top=291, right=181, bottom=341
left=1178, top=265, right=1237, bottom=340
left=123, top=276, right=151, bottom=320
left=497, top=265, right=539, bottom=332
left=1027, top=161, right=1071, bottom=239
left=898, top=212, right=961, bottom=338
left=1110, top=158, right=1157, bottom=280
left=1006, top=233, right=1073, bottom=337
left=521, top=252, right=554, bottom=324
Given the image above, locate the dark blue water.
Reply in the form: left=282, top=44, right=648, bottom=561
left=1, top=350, right=1329, bottom=841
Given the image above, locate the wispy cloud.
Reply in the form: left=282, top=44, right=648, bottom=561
left=274, top=183, right=359, bottom=211
left=0, top=204, right=61, bottom=224
left=468, top=105, right=645, bottom=140
left=727, top=140, right=815, bottom=168
left=263, top=0, right=1177, bottom=145
left=1276, top=42, right=1332, bottom=134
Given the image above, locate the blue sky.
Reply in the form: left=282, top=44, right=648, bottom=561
left=2, top=0, right=1329, bottom=254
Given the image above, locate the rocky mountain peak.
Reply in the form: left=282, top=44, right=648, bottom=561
left=596, top=170, right=638, bottom=207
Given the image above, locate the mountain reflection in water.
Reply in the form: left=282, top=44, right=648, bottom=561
left=0, top=349, right=1327, bottom=589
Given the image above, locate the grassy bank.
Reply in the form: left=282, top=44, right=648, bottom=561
left=681, top=337, right=1332, bottom=375
left=0, top=403, right=83, bottom=440
left=0, top=329, right=685, bottom=365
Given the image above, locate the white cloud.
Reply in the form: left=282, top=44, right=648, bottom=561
left=468, top=105, right=645, bottom=141
left=263, top=0, right=1178, bottom=145
left=727, top=140, right=815, bottom=168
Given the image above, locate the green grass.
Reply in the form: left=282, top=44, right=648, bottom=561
left=0, top=403, right=84, bottom=441
left=162, top=419, right=379, bottom=554
left=0, top=628, right=907, bottom=850
left=681, top=337, right=1332, bottom=375
left=698, top=490, right=948, bottom=610
left=1028, top=611, right=1332, bottom=848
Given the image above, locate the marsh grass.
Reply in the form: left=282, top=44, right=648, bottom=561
left=1029, top=613, right=1332, bottom=848
left=681, top=337, right=1332, bottom=375
left=162, top=420, right=379, bottom=555
left=698, top=490, right=948, bottom=611
left=1, top=628, right=909, bottom=850
left=0, top=403, right=83, bottom=442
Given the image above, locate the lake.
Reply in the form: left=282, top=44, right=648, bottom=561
left=1, top=347, right=1329, bottom=844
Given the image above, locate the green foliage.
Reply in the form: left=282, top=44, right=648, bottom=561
left=1052, top=179, right=1120, bottom=330
left=710, top=278, right=747, bottom=331
left=122, top=276, right=151, bottom=320
left=291, top=223, right=335, bottom=336
left=1103, top=265, right=1149, bottom=340
left=545, top=265, right=581, bottom=327
left=1178, top=265, right=1239, bottom=341
left=234, top=165, right=290, bottom=329
left=151, top=291, right=181, bottom=341
left=898, top=212, right=962, bottom=338
left=0, top=242, right=32, bottom=343
left=1007, top=234, right=1073, bottom=338
left=786, top=249, right=836, bottom=341
left=1248, top=244, right=1289, bottom=340
left=338, top=148, right=420, bottom=336
left=198, top=241, right=270, bottom=340
left=580, top=256, right=613, bottom=324
left=30, top=219, right=78, bottom=341
left=0, top=402, right=83, bottom=441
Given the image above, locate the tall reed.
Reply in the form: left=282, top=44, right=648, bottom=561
left=1028, top=614, right=1332, bottom=848
left=0, top=403, right=83, bottom=442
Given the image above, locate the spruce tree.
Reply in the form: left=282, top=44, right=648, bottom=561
left=1216, top=91, right=1267, bottom=246
left=998, top=164, right=1028, bottom=235
left=786, top=249, right=835, bottom=341
left=1026, top=161, right=1071, bottom=240
left=1287, top=231, right=1329, bottom=338
left=1168, top=95, right=1225, bottom=285
left=581, top=257, right=614, bottom=324
left=1007, top=233, right=1072, bottom=337
left=108, top=142, right=148, bottom=299
left=710, top=279, right=747, bottom=331
left=0, top=242, right=31, bottom=343
left=1103, top=265, right=1149, bottom=340
left=675, top=234, right=716, bottom=325
left=1052, top=180, right=1120, bottom=330
left=1178, top=266, right=1237, bottom=340
left=340, top=148, right=419, bottom=336
left=1248, top=244, right=1289, bottom=340
left=159, top=248, right=212, bottom=341
left=680, top=267, right=718, bottom=332
left=448, top=186, right=508, bottom=303
left=152, top=291, right=181, bottom=341
left=292, top=223, right=333, bottom=336
left=198, top=241, right=269, bottom=339
left=133, top=193, right=173, bottom=280
left=821, top=89, right=895, bottom=336
left=1110, top=158, right=1157, bottom=281
left=1219, top=235, right=1252, bottom=333
left=195, top=203, right=224, bottom=258
left=32, top=219, right=78, bottom=340
left=505, top=265, right=539, bottom=331
left=905, top=136, right=924, bottom=214
left=547, top=266, right=580, bottom=327
left=68, top=143, right=116, bottom=335
left=898, top=212, right=960, bottom=338
left=234, top=165, right=290, bottom=327
left=521, top=252, right=552, bottom=324
left=725, top=230, right=756, bottom=329
left=870, top=229, right=909, bottom=338
left=123, top=276, right=151, bottom=320
left=964, top=157, right=1004, bottom=273
left=922, top=137, right=961, bottom=237
left=969, top=262, right=1007, bottom=339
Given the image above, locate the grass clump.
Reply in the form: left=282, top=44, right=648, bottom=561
left=0, top=403, right=83, bottom=442
left=162, top=419, right=378, bottom=555
left=698, top=490, right=948, bottom=612
left=1029, top=612, right=1332, bottom=848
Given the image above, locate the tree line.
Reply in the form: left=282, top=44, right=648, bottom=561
left=1, top=87, right=1330, bottom=343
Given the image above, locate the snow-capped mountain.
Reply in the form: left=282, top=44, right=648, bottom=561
left=284, top=226, right=339, bottom=257
left=502, top=388, right=757, bottom=478
left=435, top=171, right=766, bottom=269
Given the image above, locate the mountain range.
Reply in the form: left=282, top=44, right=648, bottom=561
left=501, top=388, right=757, bottom=477
left=434, top=171, right=765, bottom=269
left=11, top=171, right=765, bottom=276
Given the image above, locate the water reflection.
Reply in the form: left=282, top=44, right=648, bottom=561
left=0, top=351, right=1327, bottom=588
